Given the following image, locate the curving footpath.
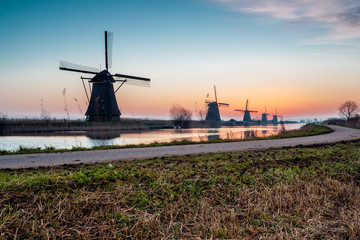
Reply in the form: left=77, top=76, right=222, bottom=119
left=1, top=125, right=360, bottom=169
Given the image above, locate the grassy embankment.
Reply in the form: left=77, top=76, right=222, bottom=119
left=0, top=140, right=359, bottom=239
left=0, top=124, right=332, bottom=155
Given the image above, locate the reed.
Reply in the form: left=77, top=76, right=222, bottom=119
left=0, top=114, right=6, bottom=134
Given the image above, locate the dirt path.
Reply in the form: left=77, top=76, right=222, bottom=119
left=1, top=125, right=360, bottom=169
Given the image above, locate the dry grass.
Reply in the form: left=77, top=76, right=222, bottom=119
left=0, top=141, right=359, bottom=239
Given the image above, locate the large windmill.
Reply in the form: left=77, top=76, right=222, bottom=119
left=205, top=86, right=229, bottom=123
left=235, top=99, right=257, bottom=123
left=59, top=31, right=150, bottom=122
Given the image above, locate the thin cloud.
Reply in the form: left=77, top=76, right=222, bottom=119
left=212, top=0, right=360, bottom=44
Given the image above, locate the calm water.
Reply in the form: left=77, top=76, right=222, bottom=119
left=0, top=124, right=304, bottom=151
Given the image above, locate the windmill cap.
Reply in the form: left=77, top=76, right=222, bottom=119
left=90, top=70, right=115, bottom=82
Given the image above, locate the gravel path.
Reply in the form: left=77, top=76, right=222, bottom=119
left=1, top=125, right=360, bottom=169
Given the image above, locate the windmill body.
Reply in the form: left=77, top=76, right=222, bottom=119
left=206, top=102, right=221, bottom=122
left=272, top=109, right=278, bottom=125
left=85, top=70, right=121, bottom=121
left=243, top=111, right=253, bottom=122
left=261, top=106, right=270, bottom=124
left=59, top=31, right=150, bottom=122
left=272, top=115, right=278, bottom=124
left=205, top=86, right=229, bottom=124
left=261, top=113, right=268, bottom=123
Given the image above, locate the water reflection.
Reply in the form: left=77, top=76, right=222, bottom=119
left=207, top=129, right=220, bottom=141
left=244, top=129, right=251, bottom=139
left=86, top=131, right=121, bottom=140
left=0, top=124, right=304, bottom=151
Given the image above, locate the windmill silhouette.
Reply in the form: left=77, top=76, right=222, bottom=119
left=261, top=106, right=270, bottom=123
left=205, top=86, right=229, bottom=123
left=235, top=100, right=257, bottom=123
left=272, top=109, right=279, bottom=125
left=59, top=31, right=150, bottom=122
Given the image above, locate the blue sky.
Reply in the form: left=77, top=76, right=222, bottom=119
left=0, top=0, right=360, bottom=120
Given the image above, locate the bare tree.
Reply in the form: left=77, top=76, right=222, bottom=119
left=170, top=104, right=192, bottom=128
left=338, top=100, right=359, bottom=120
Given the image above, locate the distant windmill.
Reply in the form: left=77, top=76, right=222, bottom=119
left=205, top=86, right=229, bottom=123
left=272, top=109, right=279, bottom=125
left=261, top=106, right=270, bottom=123
left=235, top=99, right=257, bottom=123
left=59, top=31, right=151, bottom=122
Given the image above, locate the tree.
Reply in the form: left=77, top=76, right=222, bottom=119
left=338, top=100, right=359, bottom=120
left=170, top=104, right=192, bottom=128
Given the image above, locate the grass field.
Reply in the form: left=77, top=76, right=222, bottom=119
left=0, top=124, right=332, bottom=155
left=0, top=139, right=359, bottom=239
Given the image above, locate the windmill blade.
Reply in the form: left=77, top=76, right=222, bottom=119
left=114, top=78, right=150, bottom=87
left=205, top=100, right=213, bottom=104
left=249, top=110, right=258, bottom=113
left=125, top=78, right=151, bottom=87
left=214, top=85, right=218, bottom=103
left=113, top=73, right=150, bottom=82
left=105, top=31, right=113, bottom=70
left=218, top=103, right=229, bottom=107
left=218, top=102, right=229, bottom=106
left=235, top=109, right=245, bottom=112
left=59, top=61, right=99, bottom=74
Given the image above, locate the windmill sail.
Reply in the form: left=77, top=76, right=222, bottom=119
left=59, top=60, right=99, bottom=74
left=120, top=79, right=151, bottom=87
left=218, top=102, right=229, bottom=106
left=105, top=31, right=113, bottom=70
left=113, top=73, right=150, bottom=81
left=113, top=73, right=151, bottom=87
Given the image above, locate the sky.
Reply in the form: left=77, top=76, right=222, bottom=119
left=0, top=0, right=360, bottom=121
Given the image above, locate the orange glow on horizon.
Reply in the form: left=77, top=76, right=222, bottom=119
left=2, top=81, right=349, bottom=120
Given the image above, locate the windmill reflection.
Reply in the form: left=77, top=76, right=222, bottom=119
left=262, top=129, right=267, bottom=136
left=243, top=127, right=258, bottom=139
left=207, top=129, right=220, bottom=141
left=86, top=131, right=121, bottom=140
left=244, top=129, right=251, bottom=138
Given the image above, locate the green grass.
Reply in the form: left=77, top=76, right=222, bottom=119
left=0, top=124, right=332, bottom=155
left=0, top=140, right=359, bottom=239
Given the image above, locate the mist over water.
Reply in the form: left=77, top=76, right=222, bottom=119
left=0, top=124, right=304, bottom=151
